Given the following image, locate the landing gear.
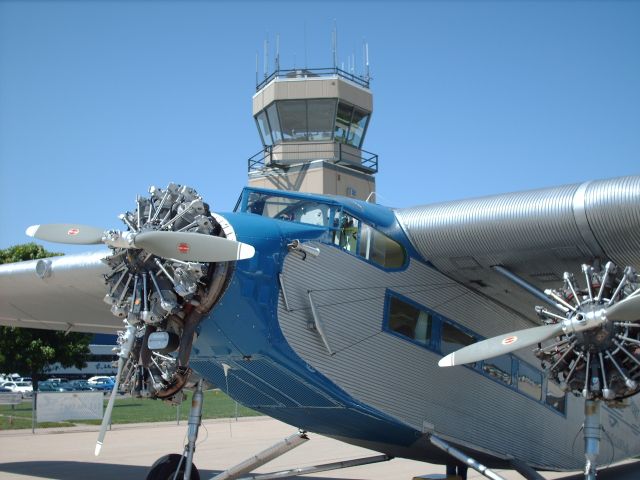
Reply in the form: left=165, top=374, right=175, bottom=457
left=146, top=454, right=200, bottom=480
left=446, top=461, right=468, bottom=480
left=146, top=380, right=204, bottom=480
left=583, top=399, right=601, bottom=480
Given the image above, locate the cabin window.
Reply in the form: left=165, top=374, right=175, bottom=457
left=388, top=295, right=432, bottom=345
left=483, top=355, right=513, bottom=385
left=358, top=224, right=406, bottom=268
left=546, top=380, right=567, bottom=414
left=518, top=361, right=543, bottom=400
left=441, top=322, right=476, bottom=356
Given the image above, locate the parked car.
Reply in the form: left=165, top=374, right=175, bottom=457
left=38, top=381, right=73, bottom=392
left=87, top=376, right=113, bottom=384
left=47, top=377, right=69, bottom=383
left=1, top=381, right=33, bottom=397
left=91, top=378, right=115, bottom=392
left=68, top=380, right=96, bottom=391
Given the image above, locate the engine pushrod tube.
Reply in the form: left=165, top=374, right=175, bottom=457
left=491, top=265, right=561, bottom=311
left=429, top=435, right=506, bottom=480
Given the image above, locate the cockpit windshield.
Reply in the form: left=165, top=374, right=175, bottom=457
left=239, top=188, right=407, bottom=269
left=245, top=191, right=334, bottom=227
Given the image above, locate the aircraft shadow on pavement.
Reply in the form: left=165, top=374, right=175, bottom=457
left=0, top=460, right=639, bottom=480
left=553, top=459, right=640, bottom=480
left=0, top=461, right=364, bottom=480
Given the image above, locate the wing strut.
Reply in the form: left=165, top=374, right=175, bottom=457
left=429, top=435, right=506, bottom=480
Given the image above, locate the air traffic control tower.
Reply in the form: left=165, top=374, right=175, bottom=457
left=247, top=67, right=377, bottom=201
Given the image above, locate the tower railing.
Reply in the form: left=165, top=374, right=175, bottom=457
left=248, top=143, right=378, bottom=174
left=256, top=67, right=370, bottom=91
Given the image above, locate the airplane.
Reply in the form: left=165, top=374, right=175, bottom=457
left=1, top=174, right=639, bottom=480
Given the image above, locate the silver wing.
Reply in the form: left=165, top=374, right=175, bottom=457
left=395, top=175, right=640, bottom=321
left=0, top=250, right=121, bottom=334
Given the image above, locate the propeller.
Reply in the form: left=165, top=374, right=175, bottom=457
left=26, top=224, right=104, bottom=244
left=26, top=223, right=255, bottom=263
left=605, top=293, right=640, bottom=322
left=438, top=323, right=563, bottom=367
left=439, top=294, right=640, bottom=368
left=95, top=322, right=136, bottom=456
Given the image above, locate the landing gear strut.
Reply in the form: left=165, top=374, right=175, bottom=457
left=146, top=380, right=204, bottom=480
left=584, top=399, right=601, bottom=480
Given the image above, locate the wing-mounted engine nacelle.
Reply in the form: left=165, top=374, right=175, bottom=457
left=103, top=184, right=234, bottom=403
left=535, top=262, right=640, bottom=403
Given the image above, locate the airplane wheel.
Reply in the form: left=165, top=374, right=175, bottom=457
left=146, top=453, right=200, bottom=480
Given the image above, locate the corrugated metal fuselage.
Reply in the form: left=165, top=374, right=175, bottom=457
left=190, top=182, right=640, bottom=471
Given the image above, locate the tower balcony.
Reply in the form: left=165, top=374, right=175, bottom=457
left=248, top=142, right=378, bottom=174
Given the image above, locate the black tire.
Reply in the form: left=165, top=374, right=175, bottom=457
left=146, top=453, right=200, bottom=480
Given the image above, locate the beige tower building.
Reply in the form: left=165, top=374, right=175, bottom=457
left=248, top=68, right=377, bottom=201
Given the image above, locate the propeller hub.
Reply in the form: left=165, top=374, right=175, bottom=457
left=537, top=263, right=640, bottom=402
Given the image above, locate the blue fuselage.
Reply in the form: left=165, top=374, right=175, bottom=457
left=189, top=187, right=434, bottom=462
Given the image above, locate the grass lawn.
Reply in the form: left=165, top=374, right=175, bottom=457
left=0, top=390, right=259, bottom=430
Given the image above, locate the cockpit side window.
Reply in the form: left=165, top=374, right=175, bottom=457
left=333, top=212, right=406, bottom=269
left=333, top=212, right=359, bottom=252
left=358, top=224, right=405, bottom=268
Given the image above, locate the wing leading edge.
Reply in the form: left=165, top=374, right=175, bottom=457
left=395, top=175, right=640, bottom=321
left=0, top=250, right=120, bottom=334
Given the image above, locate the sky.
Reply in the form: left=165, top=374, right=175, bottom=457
left=1, top=0, right=639, bottom=254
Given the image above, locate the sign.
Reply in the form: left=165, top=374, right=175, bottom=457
left=37, top=392, right=103, bottom=422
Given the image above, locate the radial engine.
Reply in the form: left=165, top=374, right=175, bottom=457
left=103, top=184, right=234, bottom=403
left=535, top=262, right=640, bottom=403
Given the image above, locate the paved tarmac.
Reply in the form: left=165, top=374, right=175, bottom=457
left=0, top=416, right=639, bottom=480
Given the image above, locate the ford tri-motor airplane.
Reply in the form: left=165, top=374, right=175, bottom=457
left=1, top=175, right=640, bottom=480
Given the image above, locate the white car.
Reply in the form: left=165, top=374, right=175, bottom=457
left=2, top=381, right=33, bottom=397
left=87, top=376, right=113, bottom=384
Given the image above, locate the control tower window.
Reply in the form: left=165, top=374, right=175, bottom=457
left=307, top=99, right=336, bottom=141
left=278, top=100, right=308, bottom=142
left=335, top=102, right=353, bottom=144
left=335, top=102, right=370, bottom=149
left=348, top=108, right=369, bottom=148
left=266, top=103, right=282, bottom=143
left=255, top=111, right=272, bottom=146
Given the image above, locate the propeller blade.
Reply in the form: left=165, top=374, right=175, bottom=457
left=95, top=356, right=124, bottom=456
left=26, top=223, right=104, bottom=244
left=95, top=323, right=135, bottom=456
left=438, top=323, right=564, bottom=367
left=134, top=231, right=255, bottom=262
left=607, top=294, right=640, bottom=322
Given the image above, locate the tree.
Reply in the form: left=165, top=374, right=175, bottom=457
left=0, top=244, right=92, bottom=388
